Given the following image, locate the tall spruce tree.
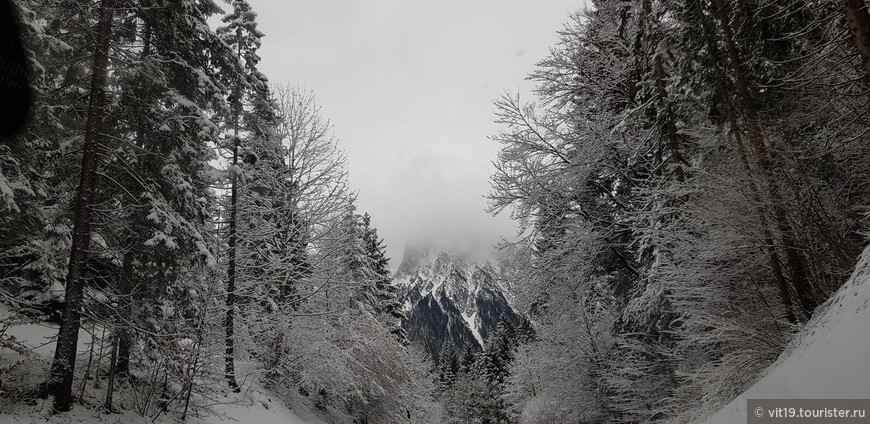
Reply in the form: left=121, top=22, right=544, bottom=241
left=216, top=0, right=265, bottom=392
left=47, top=0, right=116, bottom=411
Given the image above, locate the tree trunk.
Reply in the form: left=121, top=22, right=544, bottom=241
left=104, top=332, right=119, bottom=411
left=48, top=0, right=115, bottom=412
left=730, top=120, right=798, bottom=324
left=115, top=252, right=133, bottom=377
left=225, top=140, right=240, bottom=392
left=224, top=27, right=243, bottom=393
left=841, top=0, right=870, bottom=82
left=653, top=56, right=686, bottom=183
left=115, top=329, right=130, bottom=377
left=713, top=3, right=816, bottom=319
left=76, top=322, right=96, bottom=402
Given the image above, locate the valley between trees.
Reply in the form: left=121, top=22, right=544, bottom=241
left=2, top=1, right=870, bottom=423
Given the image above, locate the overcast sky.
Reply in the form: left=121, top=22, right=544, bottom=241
left=250, top=1, right=581, bottom=266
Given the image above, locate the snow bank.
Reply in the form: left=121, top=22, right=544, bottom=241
left=187, top=387, right=324, bottom=424
left=700, top=246, right=870, bottom=423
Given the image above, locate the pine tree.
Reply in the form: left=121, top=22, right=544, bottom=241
left=1, top=0, right=83, bottom=319
left=17, top=0, right=233, bottom=411
left=437, top=340, right=460, bottom=390
left=102, top=0, right=228, bottom=383
left=216, top=0, right=265, bottom=392
left=47, top=0, right=116, bottom=411
left=359, top=213, right=407, bottom=343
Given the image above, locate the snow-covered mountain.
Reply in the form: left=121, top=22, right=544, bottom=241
left=393, top=244, right=520, bottom=362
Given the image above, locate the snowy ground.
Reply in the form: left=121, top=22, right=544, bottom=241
left=0, top=303, right=321, bottom=424
left=701, top=246, right=870, bottom=423
left=193, top=386, right=325, bottom=424
left=0, top=386, right=322, bottom=424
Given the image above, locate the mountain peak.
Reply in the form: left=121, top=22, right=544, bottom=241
left=394, top=242, right=520, bottom=362
left=395, top=240, right=498, bottom=274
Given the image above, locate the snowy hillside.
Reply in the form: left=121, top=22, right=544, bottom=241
left=0, top=303, right=321, bottom=424
left=700, top=246, right=870, bottom=423
left=0, top=387, right=321, bottom=424
left=394, top=244, right=520, bottom=360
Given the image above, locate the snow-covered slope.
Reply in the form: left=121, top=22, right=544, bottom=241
left=700, top=246, right=870, bottom=423
left=394, top=244, right=520, bottom=361
left=0, top=303, right=321, bottom=424
left=0, top=386, right=321, bottom=424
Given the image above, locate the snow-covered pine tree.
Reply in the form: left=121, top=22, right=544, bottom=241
left=47, top=0, right=116, bottom=410
left=358, top=212, right=407, bottom=343
left=1, top=0, right=87, bottom=320
left=91, top=0, right=228, bottom=406
left=215, top=0, right=265, bottom=392
left=437, top=340, right=460, bottom=391
left=6, top=0, right=233, bottom=413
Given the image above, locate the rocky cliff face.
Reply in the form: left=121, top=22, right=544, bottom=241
left=393, top=244, right=520, bottom=362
